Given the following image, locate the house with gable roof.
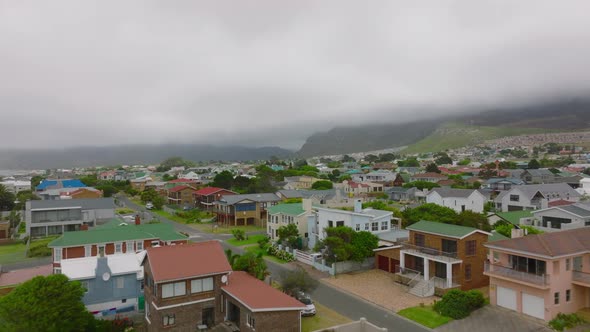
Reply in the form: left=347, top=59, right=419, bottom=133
left=267, top=200, right=313, bottom=243
left=214, top=193, right=281, bottom=227
left=426, top=188, right=487, bottom=213
left=143, top=241, right=305, bottom=332
left=167, top=185, right=197, bottom=208
left=527, top=203, right=590, bottom=232
left=194, top=187, right=237, bottom=211
left=494, top=183, right=581, bottom=212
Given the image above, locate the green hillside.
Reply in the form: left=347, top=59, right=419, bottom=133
left=400, top=122, right=551, bottom=154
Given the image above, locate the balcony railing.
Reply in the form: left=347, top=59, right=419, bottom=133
left=573, top=270, right=590, bottom=285
left=401, top=243, right=459, bottom=260
left=484, top=262, right=550, bottom=286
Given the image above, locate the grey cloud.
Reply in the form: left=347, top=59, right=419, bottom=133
left=1, top=1, right=590, bottom=149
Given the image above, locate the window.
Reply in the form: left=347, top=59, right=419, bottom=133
left=355, top=224, right=360, bottom=231
left=162, top=281, right=186, bottom=298
left=163, top=314, right=175, bottom=326
left=554, top=292, right=560, bottom=305
left=328, top=220, right=334, bottom=228
left=247, top=313, right=255, bottom=329
left=116, top=277, right=124, bottom=289
left=136, top=241, right=144, bottom=251
left=381, top=221, right=388, bottom=230
left=371, top=222, right=378, bottom=231
left=465, top=240, right=476, bottom=256
left=84, top=245, right=91, bottom=257
left=336, top=220, right=344, bottom=227
left=414, top=234, right=425, bottom=247
left=566, top=258, right=571, bottom=271
left=115, top=242, right=122, bottom=254
left=566, top=289, right=571, bottom=302
left=151, top=240, right=159, bottom=247
left=465, top=264, right=472, bottom=281
left=126, top=241, right=134, bottom=253
left=54, top=267, right=62, bottom=274
left=220, top=294, right=224, bottom=313
left=364, top=223, right=369, bottom=231
left=54, top=248, right=62, bottom=262
left=191, top=277, right=214, bottom=293
left=510, top=195, right=520, bottom=202
left=98, top=245, right=105, bottom=256
left=442, top=239, right=457, bottom=254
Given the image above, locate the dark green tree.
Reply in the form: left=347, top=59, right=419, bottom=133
left=402, top=203, right=458, bottom=226
left=403, top=181, right=440, bottom=190
left=95, top=184, right=117, bottom=197
left=232, top=251, right=269, bottom=280
left=364, top=154, right=379, bottom=163
left=0, top=274, right=94, bottom=332
left=277, top=223, right=300, bottom=248
left=31, top=175, right=44, bottom=189
left=341, top=155, right=356, bottom=162
left=434, top=153, right=452, bottom=165
left=211, top=171, right=234, bottom=189
left=425, top=163, right=441, bottom=173
left=279, top=267, right=319, bottom=296
left=527, top=159, right=541, bottom=169
left=0, top=184, right=15, bottom=211
left=79, top=175, right=98, bottom=187
left=311, top=180, right=334, bottom=190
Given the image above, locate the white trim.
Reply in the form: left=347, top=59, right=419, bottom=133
left=222, top=289, right=306, bottom=312
left=151, top=297, right=214, bottom=311
left=31, top=206, right=82, bottom=211
left=485, top=244, right=589, bottom=260
left=534, top=207, right=590, bottom=219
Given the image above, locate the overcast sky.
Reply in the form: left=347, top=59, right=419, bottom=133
left=1, top=1, right=590, bottom=150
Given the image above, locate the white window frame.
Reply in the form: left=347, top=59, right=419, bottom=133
left=126, top=241, right=134, bottom=253
left=162, top=281, right=186, bottom=298
left=115, top=242, right=122, bottom=254
left=54, top=248, right=62, bottom=262
left=381, top=221, right=388, bottom=231
left=84, top=245, right=91, bottom=257
left=247, top=313, right=255, bottom=329
left=191, top=277, right=213, bottom=293
left=163, top=314, right=175, bottom=326
left=371, top=222, right=378, bottom=231
left=364, top=223, right=369, bottom=231
left=136, top=240, right=144, bottom=251
left=116, top=277, right=124, bottom=289
left=355, top=224, right=360, bottom=231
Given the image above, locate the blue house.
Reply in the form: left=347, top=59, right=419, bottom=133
left=61, top=252, right=145, bottom=317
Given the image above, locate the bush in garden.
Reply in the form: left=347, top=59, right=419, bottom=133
left=231, top=229, right=246, bottom=241
left=549, top=313, right=585, bottom=331
left=433, top=289, right=485, bottom=319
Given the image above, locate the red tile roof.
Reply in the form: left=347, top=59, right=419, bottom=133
left=486, top=227, right=590, bottom=258
left=0, top=265, right=53, bottom=287
left=548, top=199, right=576, bottom=207
left=146, top=241, right=231, bottom=283
left=348, top=181, right=369, bottom=188
left=413, top=172, right=447, bottom=178
left=222, top=271, right=306, bottom=312
left=194, top=187, right=226, bottom=196
left=168, top=185, right=196, bottom=193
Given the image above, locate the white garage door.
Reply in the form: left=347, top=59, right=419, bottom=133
left=497, top=286, right=517, bottom=311
left=522, top=293, right=545, bottom=319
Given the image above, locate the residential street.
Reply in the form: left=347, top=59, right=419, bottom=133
left=119, top=196, right=428, bottom=332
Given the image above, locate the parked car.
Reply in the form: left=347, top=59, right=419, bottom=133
left=296, top=292, right=316, bottom=316
left=145, top=202, right=154, bottom=210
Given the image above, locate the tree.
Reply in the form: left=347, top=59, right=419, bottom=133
left=364, top=154, right=379, bottom=163
left=31, top=175, right=44, bottom=189
left=350, top=231, right=379, bottom=262
left=341, top=155, right=356, bottom=162
left=0, top=274, right=94, bottom=332
left=140, top=188, right=159, bottom=203
left=95, top=184, right=117, bottom=197
left=425, top=163, right=441, bottom=173
left=211, top=171, right=234, bottom=189
left=14, top=190, right=40, bottom=210
left=277, top=223, right=300, bottom=248
left=528, top=159, right=541, bottom=169
left=403, top=181, right=440, bottom=190
left=0, top=184, right=15, bottom=211
left=456, top=210, right=491, bottom=232
left=435, top=152, right=453, bottom=165
left=279, top=267, right=319, bottom=297
left=311, top=180, right=333, bottom=190
left=232, top=251, right=269, bottom=280
left=458, top=159, right=471, bottom=166
left=397, top=158, right=420, bottom=167
left=156, top=156, right=194, bottom=172
left=79, top=175, right=98, bottom=187
left=402, top=203, right=458, bottom=226
left=317, top=226, right=378, bottom=263
left=151, top=195, right=166, bottom=210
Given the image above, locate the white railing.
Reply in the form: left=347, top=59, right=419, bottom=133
left=485, top=262, right=550, bottom=286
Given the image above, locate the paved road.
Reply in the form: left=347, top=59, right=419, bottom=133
left=119, top=196, right=429, bottom=332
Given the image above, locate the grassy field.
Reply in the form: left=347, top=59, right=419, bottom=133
left=397, top=305, right=453, bottom=329
left=302, top=302, right=352, bottom=332
left=116, top=207, right=135, bottom=215
left=226, top=234, right=267, bottom=247
left=244, top=245, right=287, bottom=264
left=188, top=223, right=265, bottom=234
left=0, top=236, right=58, bottom=265
left=401, top=122, right=553, bottom=154
left=152, top=209, right=190, bottom=223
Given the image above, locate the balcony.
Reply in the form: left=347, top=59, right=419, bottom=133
left=401, top=243, right=462, bottom=263
left=573, top=270, right=590, bottom=287
left=484, top=262, right=550, bottom=288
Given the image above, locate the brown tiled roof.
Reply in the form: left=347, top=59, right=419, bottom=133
left=548, top=199, right=576, bottom=207
left=0, top=265, right=53, bottom=287
left=222, top=271, right=306, bottom=312
left=413, top=172, right=447, bottom=178
left=146, top=241, right=231, bottom=282
left=485, top=227, right=590, bottom=258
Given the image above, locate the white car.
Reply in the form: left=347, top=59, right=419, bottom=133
left=297, top=292, right=316, bottom=316
left=145, top=202, right=154, bottom=210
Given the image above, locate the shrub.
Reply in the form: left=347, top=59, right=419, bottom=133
left=549, top=313, right=585, bottom=331
left=258, top=236, right=270, bottom=249
left=27, top=242, right=52, bottom=258
left=231, top=229, right=246, bottom=241
left=433, top=289, right=485, bottom=319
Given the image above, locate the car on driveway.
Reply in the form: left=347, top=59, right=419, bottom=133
left=296, top=292, right=316, bottom=316
left=146, top=202, right=154, bottom=210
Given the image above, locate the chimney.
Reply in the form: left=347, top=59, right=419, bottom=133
left=354, top=199, right=362, bottom=213
left=511, top=228, right=524, bottom=239
left=135, top=214, right=141, bottom=225
left=302, top=198, right=312, bottom=213
left=80, top=224, right=89, bottom=231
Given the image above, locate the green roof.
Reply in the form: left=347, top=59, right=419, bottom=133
left=267, top=203, right=306, bottom=216
left=496, top=210, right=533, bottom=225
left=488, top=231, right=509, bottom=242
left=406, top=220, right=489, bottom=239
left=48, top=220, right=187, bottom=247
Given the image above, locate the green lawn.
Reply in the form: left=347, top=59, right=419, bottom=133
left=116, top=207, right=135, bottom=215
left=226, top=234, right=267, bottom=247
left=302, top=302, right=352, bottom=332
left=152, top=209, right=190, bottom=223
left=398, top=305, right=453, bottom=329
left=0, top=236, right=58, bottom=264
left=188, top=223, right=265, bottom=234
left=244, top=245, right=287, bottom=264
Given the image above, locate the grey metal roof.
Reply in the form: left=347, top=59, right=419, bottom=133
left=277, top=189, right=337, bottom=200
left=386, top=187, right=408, bottom=193
left=517, top=183, right=581, bottom=200
left=29, top=198, right=115, bottom=210
left=525, top=169, right=555, bottom=177
left=219, top=193, right=281, bottom=205
left=361, top=208, right=393, bottom=218
left=486, top=177, right=525, bottom=185
left=560, top=204, right=590, bottom=217
left=430, top=188, right=478, bottom=198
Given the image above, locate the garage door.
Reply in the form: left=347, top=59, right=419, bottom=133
left=497, top=286, right=517, bottom=311
left=522, top=293, right=544, bottom=319
left=378, top=255, right=390, bottom=272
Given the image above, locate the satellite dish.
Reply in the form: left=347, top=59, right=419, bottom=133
left=221, top=275, right=228, bottom=284
left=102, top=272, right=111, bottom=281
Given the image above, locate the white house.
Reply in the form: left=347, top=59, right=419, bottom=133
left=577, top=177, right=590, bottom=196
left=528, top=203, right=590, bottom=232
left=308, top=200, right=393, bottom=249
left=426, top=188, right=487, bottom=213
left=494, top=183, right=581, bottom=212
left=0, top=179, right=31, bottom=194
